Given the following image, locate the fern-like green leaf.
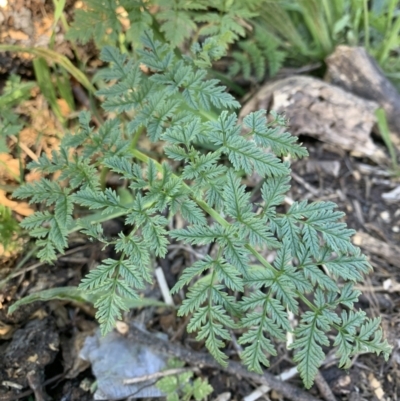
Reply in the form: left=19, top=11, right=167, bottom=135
left=66, top=0, right=121, bottom=47
left=171, top=224, right=223, bottom=245
left=207, top=112, right=289, bottom=177
left=291, top=310, right=329, bottom=389
left=243, top=110, right=308, bottom=158
left=13, top=27, right=391, bottom=389
left=72, top=188, right=125, bottom=214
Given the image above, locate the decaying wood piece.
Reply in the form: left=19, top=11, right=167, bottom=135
left=382, top=185, right=400, bottom=203
left=353, top=231, right=400, bottom=266
left=326, top=46, right=400, bottom=143
left=240, top=76, right=385, bottom=161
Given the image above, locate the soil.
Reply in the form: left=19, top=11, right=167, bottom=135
left=1, top=1, right=400, bottom=401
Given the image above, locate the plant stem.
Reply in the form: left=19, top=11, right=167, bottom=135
left=131, top=127, right=144, bottom=150
left=296, top=291, right=318, bottom=312
left=99, top=167, right=109, bottom=191
left=68, top=148, right=320, bottom=315
left=0, top=244, right=38, bottom=289
left=130, top=148, right=278, bottom=273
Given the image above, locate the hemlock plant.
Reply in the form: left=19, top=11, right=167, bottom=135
left=13, top=31, right=391, bottom=388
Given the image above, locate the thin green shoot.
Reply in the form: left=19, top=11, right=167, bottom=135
left=375, top=108, right=399, bottom=174
left=363, top=0, right=370, bottom=49
left=33, top=57, right=65, bottom=125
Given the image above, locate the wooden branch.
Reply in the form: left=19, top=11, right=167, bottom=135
left=128, top=324, right=322, bottom=401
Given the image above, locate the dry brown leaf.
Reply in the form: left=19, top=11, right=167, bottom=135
left=19, top=127, right=38, bottom=148
left=17, top=94, right=63, bottom=154
left=116, top=6, right=130, bottom=30
left=30, top=309, right=48, bottom=320
left=0, top=322, right=15, bottom=340
left=8, top=29, right=29, bottom=41
left=0, top=153, right=20, bottom=181
left=34, top=15, right=53, bottom=37
left=12, top=202, right=34, bottom=217
left=0, top=189, right=34, bottom=216
left=25, top=170, right=42, bottom=183
left=57, top=98, right=71, bottom=118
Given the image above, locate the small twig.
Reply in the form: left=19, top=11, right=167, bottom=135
left=0, top=244, right=91, bottom=285
left=123, top=367, right=199, bottom=385
left=9, top=135, right=38, bottom=162
left=170, top=313, right=191, bottom=342
left=243, top=367, right=298, bottom=401
left=229, top=330, right=243, bottom=354
left=291, top=171, right=320, bottom=196
left=128, top=324, right=322, bottom=401
left=155, top=266, right=175, bottom=306
left=121, top=380, right=161, bottom=400
left=284, top=196, right=294, bottom=206
left=314, top=372, right=337, bottom=401
left=276, top=63, right=322, bottom=78
left=168, top=244, right=206, bottom=259
left=26, top=371, right=46, bottom=401
left=0, top=374, right=64, bottom=401
left=355, top=283, right=400, bottom=293
left=0, top=382, right=22, bottom=392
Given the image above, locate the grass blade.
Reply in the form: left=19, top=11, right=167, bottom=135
left=33, top=57, right=64, bottom=124
left=375, top=108, right=399, bottom=173
left=0, top=45, right=96, bottom=94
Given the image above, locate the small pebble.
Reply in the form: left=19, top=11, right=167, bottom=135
left=380, top=211, right=390, bottom=223
left=115, top=321, right=129, bottom=335
left=383, top=279, right=392, bottom=290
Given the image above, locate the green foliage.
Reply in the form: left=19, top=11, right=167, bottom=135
left=0, top=206, right=21, bottom=251
left=32, top=57, right=76, bottom=125
left=0, top=76, right=33, bottom=245
left=66, top=0, right=123, bottom=47
left=156, top=359, right=213, bottom=401
left=13, top=31, right=391, bottom=388
left=375, top=108, right=399, bottom=175
left=8, top=285, right=168, bottom=314
left=67, top=0, right=288, bottom=83
left=66, top=0, right=400, bottom=89
left=255, top=0, right=400, bottom=87
left=0, top=74, right=35, bottom=109
left=67, top=0, right=256, bottom=51
left=228, top=24, right=287, bottom=81
left=0, top=74, right=34, bottom=155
